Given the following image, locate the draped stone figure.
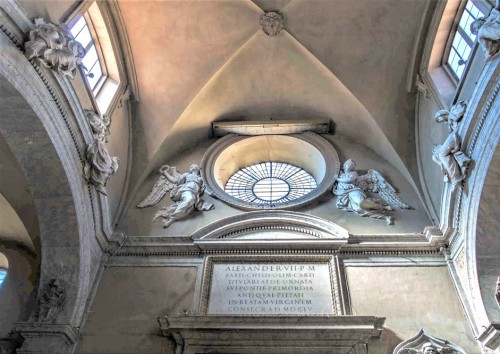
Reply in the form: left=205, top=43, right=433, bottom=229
left=137, top=164, right=214, bottom=228
left=432, top=101, right=471, bottom=188
left=24, top=17, right=85, bottom=79
left=33, top=278, right=66, bottom=323
left=470, top=0, right=500, bottom=60
left=333, top=159, right=411, bottom=225
left=83, top=110, right=119, bottom=195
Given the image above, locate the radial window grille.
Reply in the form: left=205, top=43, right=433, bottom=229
left=70, top=16, right=104, bottom=91
left=225, top=162, right=317, bottom=206
left=446, top=1, right=483, bottom=79
left=0, top=268, right=6, bottom=287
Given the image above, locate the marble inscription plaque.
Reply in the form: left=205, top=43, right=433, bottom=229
left=207, top=263, right=334, bottom=315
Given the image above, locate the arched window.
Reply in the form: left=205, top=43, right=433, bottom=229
left=0, top=252, right=8, bottom=288
left=67, top=2, right=123, bottom=115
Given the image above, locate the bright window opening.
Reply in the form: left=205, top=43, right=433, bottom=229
left=70, top=16, right=104, bottom=91
left=225, top=162, right=317, bottom=206
left=446, top=1, right=483, bottom=79
left=0, top=269, right=6, bottom=287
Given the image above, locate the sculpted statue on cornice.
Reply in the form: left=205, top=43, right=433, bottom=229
left=471, top=0, right=500, bottom=60
left=432, top=101, right=471, bottom=189
left=24, top=17, right=85, bottom=79
left=137, top=164, right=215, bottom=228
left=31, top=278, right=66, bottom=323
left=394, top=329, right=466, bottom=354
left=83, top=110, right=119, bottom=195
left=332, top=159, right=411, bottom=225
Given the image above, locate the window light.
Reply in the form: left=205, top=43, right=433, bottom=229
left=70, top=16, right=104, bottom=91
left=446, top=1, right=483, bottom=79
left=225, top=162, right=317, bottom=206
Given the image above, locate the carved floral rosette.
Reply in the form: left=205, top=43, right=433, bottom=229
left=393, top=329, right=466, bottom=354
left=24, top=17, right=86, bottom=79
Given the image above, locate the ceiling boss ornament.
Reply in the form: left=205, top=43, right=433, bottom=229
left=260, top=11, right=284, bottom=37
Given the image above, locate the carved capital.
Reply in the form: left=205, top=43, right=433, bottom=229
left=24, top=17, right=85, bottom=79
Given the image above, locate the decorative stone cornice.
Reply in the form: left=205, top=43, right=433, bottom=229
left=14, top=323, right=81, bottom=354
left=158, top=315, right=384, bottom=354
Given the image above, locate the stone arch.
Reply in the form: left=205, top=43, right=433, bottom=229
left=0, top=51, right=93, bottom=327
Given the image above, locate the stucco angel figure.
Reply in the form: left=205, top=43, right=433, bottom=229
left=333, top=159, right=411, bottom=225
left=470, top=0, right=500, bottom=60
left=432, top=101, right=471, bottom=188
left=137, top=164, right=214, bottom=228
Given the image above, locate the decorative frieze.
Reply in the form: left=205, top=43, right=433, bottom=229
left=83, top=110, right=119, bottom=195
left=24, top=17, right=85, bottom=79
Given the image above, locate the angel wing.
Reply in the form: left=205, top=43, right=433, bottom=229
left=366, top=169, right=412, bottom=209
left=137, top=165, right=181, bottom=208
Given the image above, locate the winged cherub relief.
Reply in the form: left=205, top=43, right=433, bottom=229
left=137, top=164, right=214, bottom=228
left=332, top=159, right=411, bottom=225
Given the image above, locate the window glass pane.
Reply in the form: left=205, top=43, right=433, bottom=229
left=82, top=45, right=98, bottom=71
left=87, top=62, right=103, bottom=90
left=70, top=17, right=86, bottom=37
left=0, top=269, right=6, bottom=287
left=225, top=162, right=317, bottom=206
left=75, top=25, right=93, bottom=49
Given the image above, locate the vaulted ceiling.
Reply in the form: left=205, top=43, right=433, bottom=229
left=119, top=0, right=429, bottom=191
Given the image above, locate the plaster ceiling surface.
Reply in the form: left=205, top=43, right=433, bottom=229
left=118, top=0, right=429, bottom=209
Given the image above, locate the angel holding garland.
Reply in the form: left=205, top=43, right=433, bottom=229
left=333, top=159, right=411, bottom=225
left=137, top=164, right=214, bottom=228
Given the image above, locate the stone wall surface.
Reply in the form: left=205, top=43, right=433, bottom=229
left=346, top=266, right=480, bottom=353
left=76, top=266, right=197, bottom=354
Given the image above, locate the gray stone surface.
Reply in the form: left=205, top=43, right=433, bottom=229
left=76, top=267, right=197, bottom=354
left=345, top=267, right=480, bottom=353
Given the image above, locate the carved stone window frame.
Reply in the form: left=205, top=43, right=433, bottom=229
left=64, top=1, right=129, bottom=116
left=201, top=131, right=340, bottom=211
